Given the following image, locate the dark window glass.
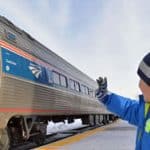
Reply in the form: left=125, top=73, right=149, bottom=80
left=60, top=75, right=67, bottom=87
left=53, top=72, right=60, bottom=85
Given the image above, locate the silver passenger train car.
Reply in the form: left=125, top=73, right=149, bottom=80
left=0, top=16, right=115, bottom=149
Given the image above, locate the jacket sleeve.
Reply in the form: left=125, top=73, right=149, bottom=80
left=103, top=93, right=140, bottom=126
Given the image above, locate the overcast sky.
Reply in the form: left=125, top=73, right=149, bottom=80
left=0, top=0, right=149, bottom=97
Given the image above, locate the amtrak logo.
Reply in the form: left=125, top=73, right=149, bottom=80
left=28, top=63, right=42, bottom=79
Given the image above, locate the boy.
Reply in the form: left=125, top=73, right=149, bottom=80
left=96, top=53, right=150, bottom=150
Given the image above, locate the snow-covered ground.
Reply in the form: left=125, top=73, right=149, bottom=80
left=47, top=119, right=85, bottom=135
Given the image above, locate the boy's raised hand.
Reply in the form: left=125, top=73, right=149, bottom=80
left=95, top=77, right=108, bottom=101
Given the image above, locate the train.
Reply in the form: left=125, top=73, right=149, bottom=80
left=0, top=16, right=117, bottom=150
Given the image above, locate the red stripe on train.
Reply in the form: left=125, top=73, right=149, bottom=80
left=0, top=107, right=75, bottom=113
left=0, top=40, right=52, bottom=68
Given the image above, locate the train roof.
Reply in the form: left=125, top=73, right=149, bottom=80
left=0, top=16, right=97, bottom=88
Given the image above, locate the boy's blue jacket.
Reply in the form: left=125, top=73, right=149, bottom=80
left=103, top=93, right=150, bottom=150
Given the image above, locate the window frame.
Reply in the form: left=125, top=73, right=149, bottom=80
left=60, top=74, right=68, bottom=87
left=75, top=81, right=80, bottom=92
left=46, top=69, right=53, bottom=84
left=52, top=71, right=68, bottom=88
left=81, top=84, right=90, bottom=95
left=69, top=79, right=75, bottom=90
left=52, top=71, right=60, bottom=85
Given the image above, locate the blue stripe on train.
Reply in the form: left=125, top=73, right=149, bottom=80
left=1, top=47, right=52, bottom=85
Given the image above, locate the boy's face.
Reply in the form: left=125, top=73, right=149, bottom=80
left=139, top=79, right=150, bottom=102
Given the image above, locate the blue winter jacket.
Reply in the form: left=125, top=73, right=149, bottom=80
left=102, top=93, right=150, bottom=150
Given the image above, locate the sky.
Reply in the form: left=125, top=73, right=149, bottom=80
left=0, top=0, right=149, bottom=97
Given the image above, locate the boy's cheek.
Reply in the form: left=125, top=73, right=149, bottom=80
left=145, top=99, right=150, bottom=103
left=139, top=89, right=150, bottom=102
left=143, top=95, right=150, bottom=102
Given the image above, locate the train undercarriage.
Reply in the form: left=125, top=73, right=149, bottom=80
left=0, top=114, right=118, bottom=150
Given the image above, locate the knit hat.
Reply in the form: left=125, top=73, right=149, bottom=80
left=137, top=53, right=150, bottom=86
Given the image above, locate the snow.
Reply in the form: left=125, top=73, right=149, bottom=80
left=46, top=119, right=85, bottom=135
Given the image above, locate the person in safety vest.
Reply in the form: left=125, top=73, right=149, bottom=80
left=96, top=52, right=150, bottom=150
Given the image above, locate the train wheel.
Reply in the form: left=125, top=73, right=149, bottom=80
left=95, top=115, right=100, bottom=125
left=33, top=132, right=46, bottom=146
left=89, top=115, right=95, bottom=126
left=99, top=115, right=103, bottom=124
left=102, top=115, right=107, bottom=125
left=0, top=128, right=9, bottom=150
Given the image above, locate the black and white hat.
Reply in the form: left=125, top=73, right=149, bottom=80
left=137, top=53, right=150, bottom=86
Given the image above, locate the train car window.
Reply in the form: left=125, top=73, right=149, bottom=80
left=46, top=69, right=53, bottom=84
left=70, top=79, right=75, bottom=90
left=89, top=89, right=94, bottom=97
left=85, top=86, right=89, bottom=95
left=5, top=31, right=16, bottom=43
left=53, top=71, right=60, bottom=85
left=81, top=84, right=85, bottom=93
left=60, top=75, right=67, bottom=87
left=75, top=82, right=80, bottom=92
left=81, top=85, right=89, bottom=95
left=87, top=88, right=90, bottom=95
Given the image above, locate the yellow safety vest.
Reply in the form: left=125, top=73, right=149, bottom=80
left=138, top=103, right=150, bottom=141
left=145, top=103, right=150, bottom=133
